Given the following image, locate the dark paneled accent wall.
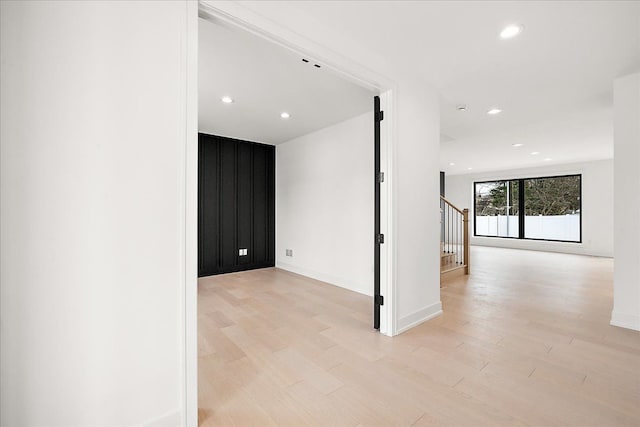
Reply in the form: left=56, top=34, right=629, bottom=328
left=198, top=133, right=275, bottom=277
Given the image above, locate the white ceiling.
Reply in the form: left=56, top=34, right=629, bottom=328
left=232, top=1, right=640, bottom=173
left=198, top=18, right=375, bottom=145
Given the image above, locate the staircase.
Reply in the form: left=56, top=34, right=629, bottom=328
left=440, top=196, right=470, bottom=283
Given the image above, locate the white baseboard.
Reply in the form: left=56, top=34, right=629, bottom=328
left=610, top=310, right=640, bottom=331
left=140, top=409, right=181, bottom=427
left=275, top=261, right=372, bottom=297
left=396, top=301, right=443, bottom=335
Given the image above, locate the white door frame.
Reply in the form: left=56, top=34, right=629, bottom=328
left=185, top=1, right=398, bottom=424
left=184, top=2, right=199, bottom=426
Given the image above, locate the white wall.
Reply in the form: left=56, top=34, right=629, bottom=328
left=0, top=1, right=195, bottom=425
left=393, top=80, right=442, bottom=333
left=276, top=113, right=373, bottom=295
left=445, top=159, right=614, bottom=257
left=612, top=73, right=640, bottom=331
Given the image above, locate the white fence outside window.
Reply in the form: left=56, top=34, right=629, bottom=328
left=475, top=214, right=580, bottom=241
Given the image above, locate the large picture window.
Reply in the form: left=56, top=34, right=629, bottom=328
left=474, top=174, right=581, bottom=243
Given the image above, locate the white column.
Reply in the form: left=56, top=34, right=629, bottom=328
left=393, top=78, right=442, bottom=334
left=612, top=73, right=640, bottom=331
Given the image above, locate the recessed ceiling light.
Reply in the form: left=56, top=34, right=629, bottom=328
left=456, top=104, right=467, bottom=112
left=467, top=167, right=473, bottom=170
left=221, top=96, right=233, bottom=104
left=280, top=112, right=290, bottom=119
left=449, top=162, right=456, bottom=166
left=512, top=143, right=523, bottom=147
left=487, top=108, right=502, bottom=115
left=500, top=24, right=523, bottom=39
left=544, top=158, right=552, bottom=161
left=530, top=151, right=540, bottom=155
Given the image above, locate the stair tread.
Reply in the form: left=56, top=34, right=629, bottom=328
left=441, top=264, right=467, bottom=274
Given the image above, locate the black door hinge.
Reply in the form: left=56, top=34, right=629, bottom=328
left=375, top=295, right=384, bottom=306
left=377, top=172, right=384, bottom=183
left=375, top=110, right=384, bottom=122
left=376, top=234, right=384, bottom=244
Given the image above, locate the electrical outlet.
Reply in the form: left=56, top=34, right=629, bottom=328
left=286, top=249, right=293, bottom=257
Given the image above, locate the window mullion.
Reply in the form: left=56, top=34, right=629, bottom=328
left=518, top=179, right=525, bottom=239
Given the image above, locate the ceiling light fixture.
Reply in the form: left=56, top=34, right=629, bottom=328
left=512, top=143, right=523, bottom=147
left=456, top=104, right=467, bottom=112
left=280, top=112, right=290, bottom=119
left=221, top=96, right=233, bottom=104
left=544, top=158, right=552, bottom=161
left=449, top=162, right=455, bottom=166
left=467, top=167, right=473, bottom=170
left=487, top=108, right=502, bottom=115
left=530, top=151, right=540, bottom=155
left=500, top=24, right=523, bottom=39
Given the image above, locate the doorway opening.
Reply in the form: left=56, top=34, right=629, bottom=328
left=197, top=12, right=387, bottom=323
left=190, top=4, right=395, bottom=423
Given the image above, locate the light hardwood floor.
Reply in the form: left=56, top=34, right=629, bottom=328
left=198, top=246, right=640, bottom=426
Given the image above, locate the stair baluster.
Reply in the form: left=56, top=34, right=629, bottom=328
left=440, top=196, right=470, bottom=277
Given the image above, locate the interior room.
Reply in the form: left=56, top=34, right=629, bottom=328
left=197, top=16, right=376, bottom=288
left=195, top=3, right=640, bottom=425
left=197, top=15, right=386, bottom=421
left=1, top=1, right=639, bottom=426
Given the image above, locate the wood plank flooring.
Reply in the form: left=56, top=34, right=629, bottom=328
left=198, top=246, right=640, bottom=426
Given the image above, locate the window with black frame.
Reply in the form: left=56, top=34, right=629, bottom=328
left=474, top=174, right=581, bottom=243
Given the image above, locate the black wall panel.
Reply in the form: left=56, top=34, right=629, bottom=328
left=266, top=152, right=275, bottom=263
left=252, top=148, right=267, bottom=264
left=198, top=139, right=219, bottom=273
left=237, top=142, right=252, bottom=266
left=198, top=133, right=275, bottom=277
left=219, top=138, right=237, bottom=270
